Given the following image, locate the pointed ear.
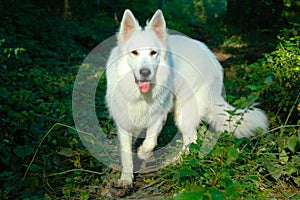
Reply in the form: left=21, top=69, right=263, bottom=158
left=146, top=10, right=167, bottom=41
left=118, top=9, right=140, bottom=41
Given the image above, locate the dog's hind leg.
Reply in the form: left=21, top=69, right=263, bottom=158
left=118, top=128, right=134, bottom=187
left=174, top=98, right=202, bottom=149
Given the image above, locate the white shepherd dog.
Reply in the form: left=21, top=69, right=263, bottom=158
left=105, top=9, right=268, bottom=187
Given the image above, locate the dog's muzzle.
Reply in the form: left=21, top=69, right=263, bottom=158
left=135, top=68, right=152, bottom=94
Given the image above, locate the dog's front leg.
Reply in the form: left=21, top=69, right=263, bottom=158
left=137, top=118, right=164, bottom=160
left=118, top=128, right=133, bottom=187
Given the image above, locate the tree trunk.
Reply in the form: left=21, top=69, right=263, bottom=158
left=64, top=0, right=71, bottom=19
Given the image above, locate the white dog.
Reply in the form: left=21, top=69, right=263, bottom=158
left=105, top=9, right=268, bottom=187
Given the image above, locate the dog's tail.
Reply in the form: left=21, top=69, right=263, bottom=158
left=208, top=98, right=268, bottom=138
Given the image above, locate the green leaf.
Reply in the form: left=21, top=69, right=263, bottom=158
left=65, top=177, right=73, bottom=183
left=189, top=143, right=200, bottom=152
left=74, top=170, right=82, bottom=175
left=268, top=164, right=283, bottom=180
left=225, top=182, right=242, bottom=196
left=177, top=166, right=198, bottom=178
left=246, top=175, right=260, bottom=187
left=13, top=145, right=34, bottom=159
left=293, top=176, right=300, bottom=187
left=58, top=148, right=73, bottom=157
left=206, top=189, right=225, bottom=199
left=248, top=175, right=259, bottom=182
left=175, top=191, right=204, bottom=200
left=0, top=87, right=10, bottom=99
left=279, top=149, right=289, bottom=164
left=226, top=146, right=239, bottom=164
left=265, top=75, right=273, bottom=85
left=287, top=135, right=299, bottom=153
left=0, top=171, right=14, bottom=177
left=80, top=192, right=89, bottom=200
left=29, top=164, right=40, bottom=172
left=247, top=84, right=259, bottom=91
left=246, top=93, right=259, bottom=105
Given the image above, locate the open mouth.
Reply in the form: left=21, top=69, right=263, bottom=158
left=135, top=78, right=151, bottom=94
left=134, top=67, right=153, bottom=94
left=137, top=80, right=151, bottom=94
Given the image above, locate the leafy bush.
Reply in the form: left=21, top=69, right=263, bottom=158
left=225, top=26, right=299, bottom=126
left=0, top=3, right=104, bottom=198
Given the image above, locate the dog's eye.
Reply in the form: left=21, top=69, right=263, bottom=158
left=131, top=50, right=139, bottom=55
left=150, top=50, right=157, bottom=56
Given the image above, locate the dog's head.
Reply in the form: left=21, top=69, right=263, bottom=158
left=117, top=9, right=168, bottom=94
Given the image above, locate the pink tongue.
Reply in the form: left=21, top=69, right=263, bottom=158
left=138, top=81, right=151, bottom=93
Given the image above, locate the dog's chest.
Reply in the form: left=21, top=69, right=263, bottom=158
left=127, top=99, right=157, bottom=128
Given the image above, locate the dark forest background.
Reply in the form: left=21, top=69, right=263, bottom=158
left=0, top=0, right=299, bottom=199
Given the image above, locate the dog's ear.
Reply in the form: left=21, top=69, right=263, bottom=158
left=147, top=10, right=167, bottom=41
left=118, top=9, right=140, bottom=41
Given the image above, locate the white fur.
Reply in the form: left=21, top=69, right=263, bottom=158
left=105, top=9, right=268, bottom=186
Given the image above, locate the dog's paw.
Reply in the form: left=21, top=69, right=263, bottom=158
left=113, top=179, right=134, bottom=197
left=137, top=147, right=153, bottom=160
left=117, top=179, right=133, bottom=188
left=118, top=172, right=134, bottom=188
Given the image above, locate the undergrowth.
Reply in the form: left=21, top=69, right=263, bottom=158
left=165, top=26, right=300, bottom=200
left=0, top=1, right=299, bottom=199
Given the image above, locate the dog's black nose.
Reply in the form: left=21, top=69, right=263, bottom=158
left=139, top=68, right=151, bottom=77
